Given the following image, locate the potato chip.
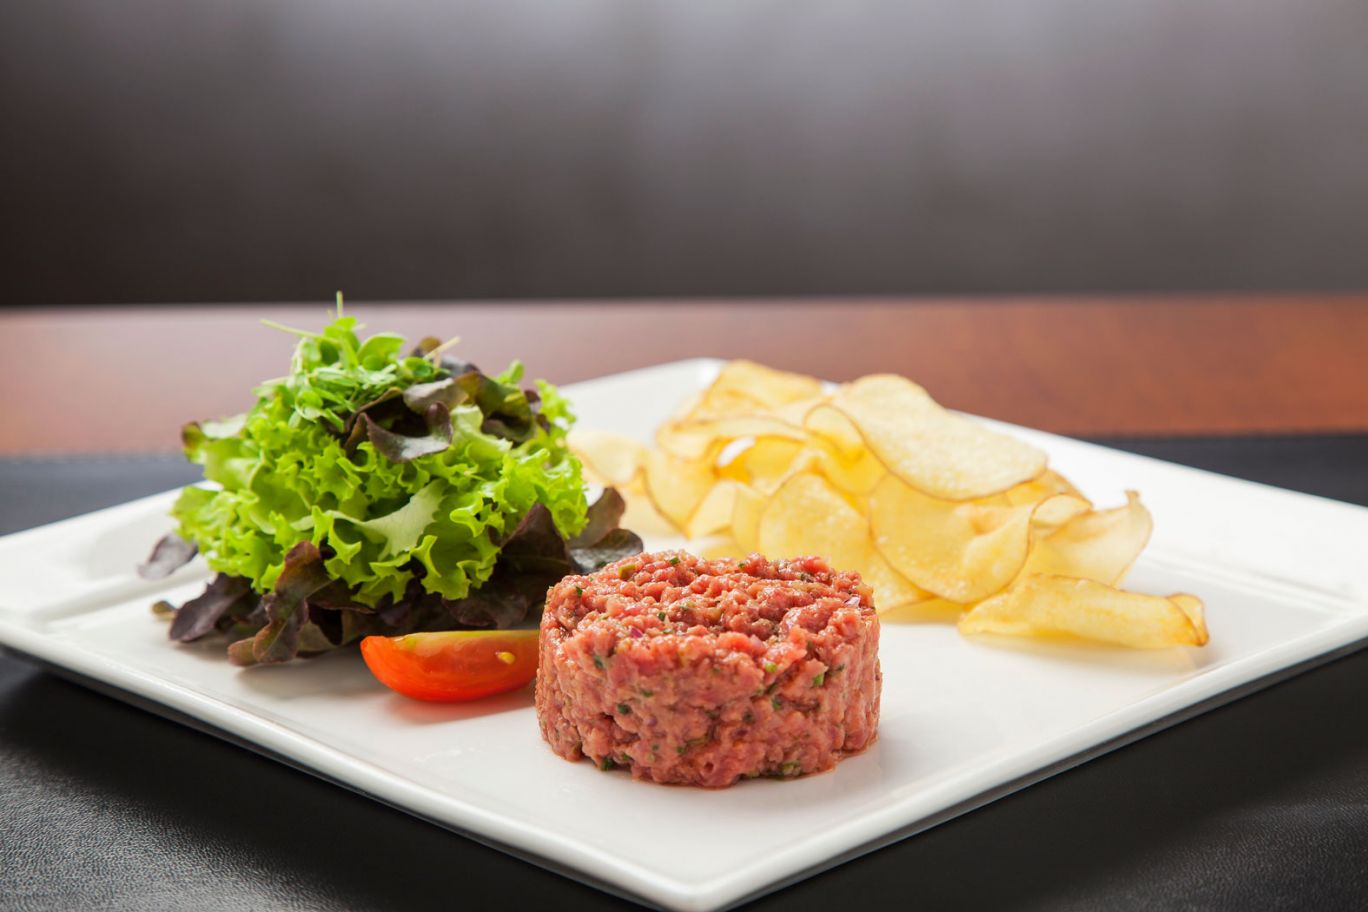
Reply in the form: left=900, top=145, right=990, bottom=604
left=653, top=420, right=701, bottom=461
left=665, top=363, right=818, bottom=449
left=868, top=474, right=1035, bottom=603
left=657, top=414, right=809, bottom=462
left=812, top=443, right=886, bottom=496
left=857, top=550, right=932, bottom=613
left=804, top=404, right=865, bottom=459
left=602, top=359, right=1202, bottom=654
left=798, top=407, right=889, bottom=493
left=1004, top=470, right=1089, bottom=507
left=568, top=429, right=646, bottom=487
left=1044, top=470, right=1087, bottom=500
left=655, top=362, right=810, bottom=458
left=1024, top=491, right=1152, bottom=586
left=703, top=360, right=824, bottom=411
left=726, top=437, right=816, bottom=494
left=1170, top=594, right=1208, bottom=640
left=682, top=480, right=740, bottom=540
left=727, top=436, right=801, bottom=476
left=767, top=394, right=825, bottom=428
left=832, top=375, right=1047, bottom=501
left=1030, top=494, right=1093, bottom=529
left=959, top=575, right=1209, bottom=648
left=757, top=474, right=929, bottom=611
left=643, top=447, right=718, bottom=530
left=730, top=483, right=767, bottom=552
left=758, top=474, right=872, bottom=572
left=620, top=484, right=679, bottom=538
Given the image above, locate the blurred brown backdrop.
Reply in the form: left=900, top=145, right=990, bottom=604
left=2, top=0, right=1367, bottom=305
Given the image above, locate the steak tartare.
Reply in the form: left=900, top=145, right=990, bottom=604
left=535, top=551, right=881, bottom=788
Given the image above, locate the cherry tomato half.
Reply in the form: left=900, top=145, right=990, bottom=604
left=360, top=629, right=539, bottom=702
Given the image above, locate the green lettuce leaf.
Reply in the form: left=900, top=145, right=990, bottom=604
left=169, top=487, right=641, bottom=664
left=169, top=312, right=588, bottom=619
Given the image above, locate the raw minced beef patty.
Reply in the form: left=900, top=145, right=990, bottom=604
left=535, top=551, right=881, bottom=788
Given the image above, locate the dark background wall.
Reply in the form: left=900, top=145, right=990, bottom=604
left=2, top=0, right=1367, bottom=306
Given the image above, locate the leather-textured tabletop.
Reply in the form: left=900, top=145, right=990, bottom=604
left=2, top=439, right=1366, bottom=911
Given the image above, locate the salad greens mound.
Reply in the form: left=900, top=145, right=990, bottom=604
left=146, top=306, right=640, bottom=665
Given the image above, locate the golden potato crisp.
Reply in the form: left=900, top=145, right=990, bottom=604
left=959, top=575, right=1209, bottom=648
left=594, top=360, right=1206, bottom=651
left=869, top=474, right=1036, bottom=603
left=831, top=375, right=1047, bottom=501
left=569, top=429, right=646, bottom=487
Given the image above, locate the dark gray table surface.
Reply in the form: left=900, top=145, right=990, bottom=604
left=2, top=439, right=1366, bottom=911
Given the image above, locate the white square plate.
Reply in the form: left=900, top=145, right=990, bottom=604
left=1, top=359, right=1366, bottom=911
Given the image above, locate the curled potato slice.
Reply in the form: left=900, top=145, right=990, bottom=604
left=658, top=414, right=809, bottom=461
left=812, top=442, right=887, bottom=496
left=1004, top=469, right=1089, bottom=507
left=758, top=474, right=871, bottom=571
left=803, top=403, right=866, bottom=460
left=1030, top=493, right=1093, bottom=529
left=730, top=483, right=767, bottom=552
left=758, top=474, right=926, bottom=611
left=725, top=437, right=816, bottom=494
left=703, top=360, right=824, bottom=411
left=653, top=361, right=813, bottom=460
left=858, top=550, right=932, bottom=613
left=831, top=375, right=1047, bottom=501
left=612, top=359, right=1202, bottom=653
left=1024, top=491, right=1153, bottom=586
left=959, top=575, right=1209, bottom=648
left=619, top=476, right=679, bottom=538
left=681, top=480, right=740, bottom=540
left=869, top=474, right=1037, bottom=603
left=643, top=446, right=718, bottom=530
left=568, top=429, right=647, bottom=487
